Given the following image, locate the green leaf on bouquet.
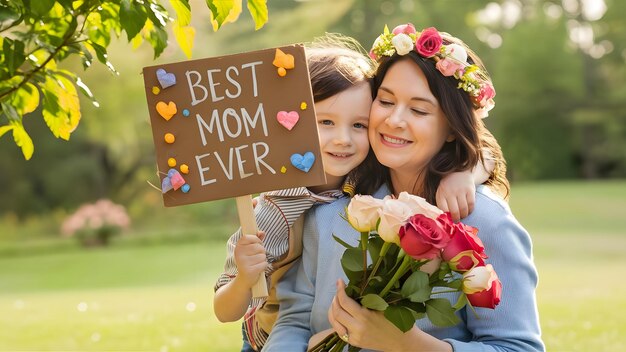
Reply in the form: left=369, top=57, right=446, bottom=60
left=426, top=298, right=461, bottom=327
left=333, top=234, right=355, bottom=249
left=401, top=271, right=431, bottom=303
left=384, top=305, right=418, bottom=332
left=341, top=248, right=363, bottom=272
left=453, top=293, right=468, bottom=310
left=360, top=294, right=388, bottom=311
left=368, top=235, right=384, bottom=263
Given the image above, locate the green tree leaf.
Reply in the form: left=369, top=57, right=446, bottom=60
left=30, top=0, right=55, bottom=17
left=384, top=305, right=417, bottom=333
left=3, top=38, right=26, bottom=76
left=425, top=298, right=461, bottom=327
left=208, top=0, right=238, bottom=31
left=119, top=0, right=148, bottom=41
left=247, top=0, right=268, bottom=30
left=10, top=82, right=40, bottom=115
left=400, top=270, right=431, bottom=303
left=360, top=294, right=388, bottom=311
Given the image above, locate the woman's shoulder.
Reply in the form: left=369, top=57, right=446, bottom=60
left=473, top=185, right=512, bottom=216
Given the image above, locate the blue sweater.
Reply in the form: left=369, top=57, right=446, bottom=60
left=263, top=185, right=544, bottom=351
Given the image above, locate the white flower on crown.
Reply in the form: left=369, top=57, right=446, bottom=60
left=391, top=33, right=414, bottom=56
left=444, top=43, right=468, bottom=64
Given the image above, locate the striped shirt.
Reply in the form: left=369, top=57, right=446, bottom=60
left=214, top=185, right=351, bottom=351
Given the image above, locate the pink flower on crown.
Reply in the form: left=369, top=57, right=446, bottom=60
left=436, top=59, right=463, bottom=77
left=369, top=50, right=378, bottom=61
left=473, top=84, right=496, bottom=108
left=415, top=27, right=442, bottom=58
left=392, top=23, right=417, bottom=35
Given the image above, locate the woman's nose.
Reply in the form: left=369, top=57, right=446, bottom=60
left=385, top=107, right=406, bottom=128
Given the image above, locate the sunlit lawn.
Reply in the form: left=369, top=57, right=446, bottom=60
left=1, top=180, right=626, bottom=351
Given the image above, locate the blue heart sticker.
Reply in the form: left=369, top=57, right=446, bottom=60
left=156, top=68, right=176, bottom=89
left=290, top=152, right=315, bottom=172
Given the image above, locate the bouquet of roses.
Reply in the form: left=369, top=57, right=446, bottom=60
left=309, top=192, right=502, bottom=352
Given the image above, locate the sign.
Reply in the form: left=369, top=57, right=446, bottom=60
left=143, top=45, right=326, bottom=207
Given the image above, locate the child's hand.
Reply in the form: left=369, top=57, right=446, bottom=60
left=436, top=170, right=475, bottom=222
left=234, top=231, right=267, bottom=288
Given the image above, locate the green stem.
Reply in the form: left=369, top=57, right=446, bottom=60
left=360, top=241, right=391, bottom=295
left=360, top=231, right=368, bottom=286
left=379, top=254, right=413, bottom=298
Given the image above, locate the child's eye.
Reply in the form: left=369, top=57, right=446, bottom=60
left=319, top=119, right=334, bottom=126
left=353, top=122, right=368, bottom=129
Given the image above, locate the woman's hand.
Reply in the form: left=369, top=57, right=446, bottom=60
left=327, top=280, right=410, bottom=351
left=327, top=280, right=452, bottom=352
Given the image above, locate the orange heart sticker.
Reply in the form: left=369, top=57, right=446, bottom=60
left=156, top=101, right=177, bottom=120
left=273, top=49, right=295, bottom=70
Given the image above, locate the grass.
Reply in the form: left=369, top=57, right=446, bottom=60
left=1, top=180, right=626, bottom=351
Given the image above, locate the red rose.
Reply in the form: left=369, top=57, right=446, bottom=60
left=399, top=214, right=451, bottom=260
left=442, top=221, right=486, bottom=265
left=392, top=23, right=417, bottom=35
left=467, top=276, right=502, bottom=309
left=415, top=27, right=442, bottom=57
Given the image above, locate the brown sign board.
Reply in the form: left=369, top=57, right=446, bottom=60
left=143, top=45, right=326, bottom=207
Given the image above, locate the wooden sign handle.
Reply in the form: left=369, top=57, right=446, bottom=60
left=235, top=195, right=269, bottom=298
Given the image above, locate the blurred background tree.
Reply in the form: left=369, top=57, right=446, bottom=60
left=0, top=0, right=623, bottom=240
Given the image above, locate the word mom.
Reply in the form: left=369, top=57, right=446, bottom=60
left=186, top=62, right=277, bottom=186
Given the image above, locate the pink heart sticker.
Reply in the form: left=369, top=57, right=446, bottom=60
left=277, top=111, right=300, bottom=131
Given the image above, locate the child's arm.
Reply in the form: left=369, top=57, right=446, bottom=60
left=213, top=231, right=267, bottom=322
left=436, top=157, right=495, bottom=221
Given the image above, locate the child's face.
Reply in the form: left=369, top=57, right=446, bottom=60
left=315, top=82, right=372, bottom=185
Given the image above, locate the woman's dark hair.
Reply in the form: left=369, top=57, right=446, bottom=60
left=368, top=34, right=509, bottom=202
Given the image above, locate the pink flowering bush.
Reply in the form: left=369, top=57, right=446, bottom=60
left=61, top=199, right=131, bottom=246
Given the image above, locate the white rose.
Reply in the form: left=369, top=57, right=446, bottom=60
left=444, top=43, right=468, bottom=63
left=397, top=192, right=443, bottom=219
left=377, top=198, right=413, bottom=244
left=346, top=195, right=383, bottom=232
left=391, top=33, right=414, bottom=56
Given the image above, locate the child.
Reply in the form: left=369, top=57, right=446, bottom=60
left=213, top=36, right=493, bottom=352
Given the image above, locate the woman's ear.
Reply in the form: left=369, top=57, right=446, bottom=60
left=446, top=133, right=456, bottom=142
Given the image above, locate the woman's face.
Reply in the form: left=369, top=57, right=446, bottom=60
left=369, top=59, right=454, bottom=178
left=315, top=82, right=372, bottom=185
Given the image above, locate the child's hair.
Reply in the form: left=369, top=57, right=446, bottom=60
left=306, top=34, right=375, bottom=103
left=370, top=31, right=509, bottom=202
left=305, top=34, right=381, bottom=196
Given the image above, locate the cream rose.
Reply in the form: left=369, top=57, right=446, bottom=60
left=376, top=197, right=413, bottom=244
left=462, top=264, right=498, bottom=294
left=391, top=33, right=414, bottom=56
left=346, top=195, right=383, bottom=232
left=397, top=192, right=443, bottom=220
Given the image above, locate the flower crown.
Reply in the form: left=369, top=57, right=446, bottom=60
left=369, top=24, right=495, bottom=118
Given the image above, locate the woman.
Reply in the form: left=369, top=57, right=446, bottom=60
left=264, top=24, right=543, bottom=351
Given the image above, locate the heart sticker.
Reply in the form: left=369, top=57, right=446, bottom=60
left=290, top=152, right=315, bottom=172
left=156, top=101, right=177, bottom=120
left=277, top=111, right=299, bottom=130
left=156, top=68, right=176, bottom=89
left=161, top=168, right=186, bottom=193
